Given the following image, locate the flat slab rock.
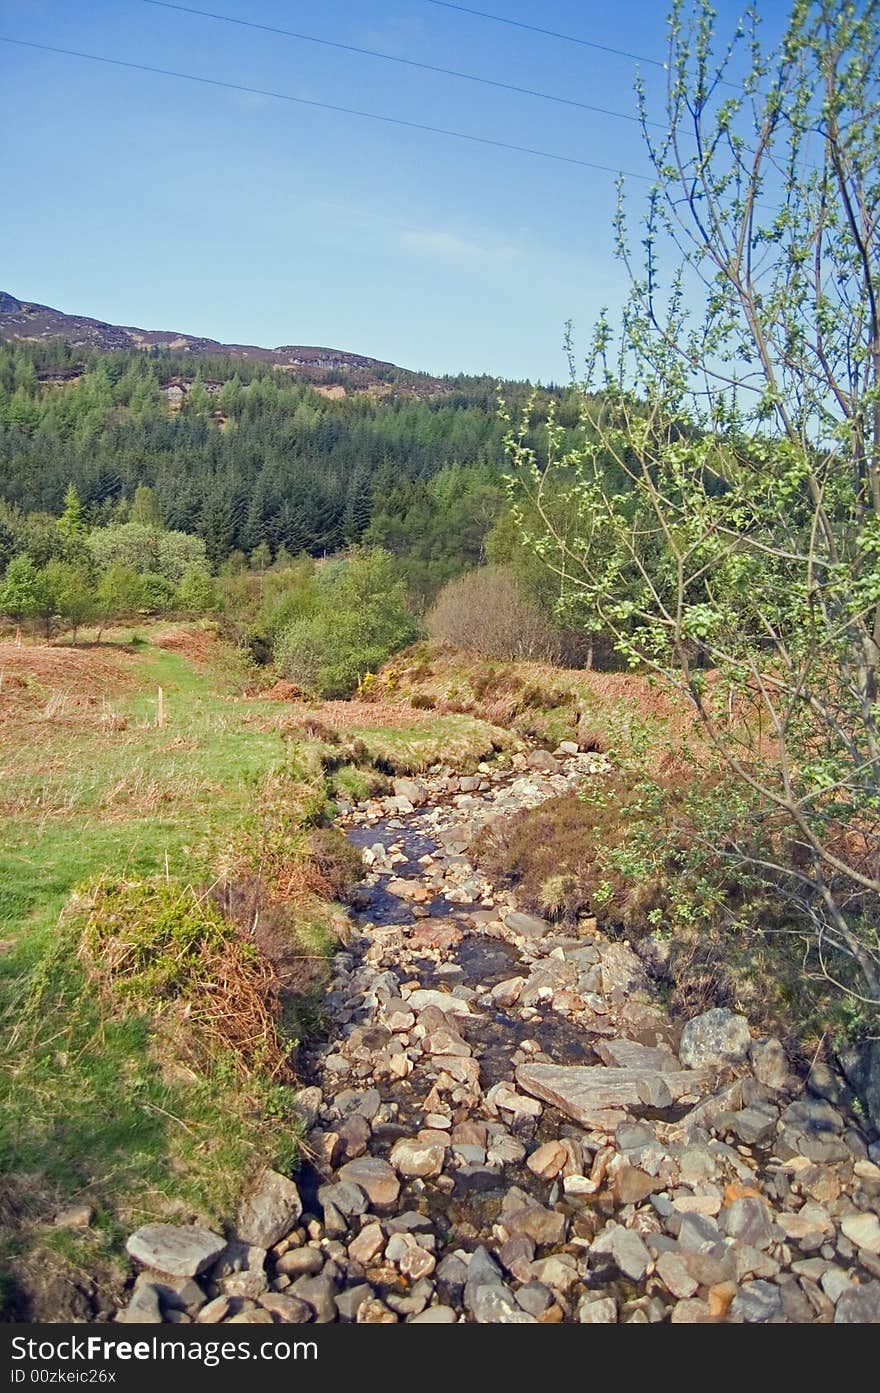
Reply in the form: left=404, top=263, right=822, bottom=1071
left=126, top=1224, right=225, bottom=1278
left=515, top=1063, right=713, bottom=1127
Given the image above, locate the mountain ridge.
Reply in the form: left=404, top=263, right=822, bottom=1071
left=0, top=291, right=443, bottom=392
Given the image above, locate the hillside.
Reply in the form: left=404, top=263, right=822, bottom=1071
left=0, top=291, right=445, bottom=396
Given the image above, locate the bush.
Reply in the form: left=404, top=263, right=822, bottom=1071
left=275, top=548, right=418, bottom=697
left=428, top=565, right=561, bottom=662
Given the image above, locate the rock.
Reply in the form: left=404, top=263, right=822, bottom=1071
left=399, top=1245, right=436, bottom=1282
left=504, top=911, right=551, bottom=941
left=840, top=1213, right=880, bottom=1256
left=472, top=1284, right=538, bottom=1323
left=820, top=1268, right=854, bottom=1304
left=515, top=1063, right=710, bottom=1128
left=409, top=1305, right=457, bottom=1323
left=356, top=1298, right=398, bottom=1323
left=275, top=1247, right=323, bottom=1278
left=730, top=1280, right=785, bottom=1323
left=530, top=1254, right=579, bottom=1293
left=656, top=1251, right=699, bottom=1299
left=338, top=1157, right=400, bottom=1209
left=720, top=1197, right=777, bottom=1250
left=612, top=1163, right=660, bottom=1206
left=406, top=989, right=471, bottom=1017
left=491, top=977, right=525, bottom=1009
left=215, top=1241, right=268, bottom=1300
left=290, top=1273, right=337, bottom=1323
left=719, top=1106, right=777, bottom=1146
left=670, top=1298, right=713, bottom=1323
left=526, top=1141, right=569, bottom=1180
left=294, top=1086, right=323, bottom=1129
left=596, top=1039, right=679, bottom=1071
left=503, top=1203, right=567, bottom=1248
left=578, top=1296, right=618, bottom=1323
left=834, top=1281, right=880, bottom=1323
left=463, top=1245, right=503, bottom=1303
left=392, top=778, right=428, bottom=806
left=591, top=1222, right=650, bottom=1281
left=126, top=1224, right=225, bottom=1279
left=237, top=1170, right=302, bottom=1249
left=749, top=1037, right=790, bottom=1090
left=260, top=1292, right=312, bottom=1322
left=115, top=1282, right=163, bottom=1323
left=348, top=1222, right=385, bottom=1265
left=775, top=1203, right=833, bottom=1246
left=678, top=1008, right=751, bottom=1070
left=196, top=1296, right=232, bottom=1323
left=318, top=1181, right=368, bottom=1219
left=516, top=1282, right=556, bottom=1316
left=335, top=1285, right=373, bottom=1322
left=526, top=750, right=561, bottom=775
left=54, top=1204, right=94, bottom=1229
left=337, top=1112, right=371, bottom=1159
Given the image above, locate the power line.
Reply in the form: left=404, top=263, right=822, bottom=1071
left=0, top=35, right=654, bottom=179
left=425, top=0, right=666, bottom=68
left=142, top=0, right=662, bottom=127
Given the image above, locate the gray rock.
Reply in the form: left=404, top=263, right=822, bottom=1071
left=514, top=1063, right=710, bottom=1128
left=472, top=1284, right=538, bottom=1323
left=720, top=1197, right=777, bottom=1250
left=335, top=1284, right=373, bottom=1322
left=408, top=1305, right=457, bottom=1323
left=463, top=1244, right=504, bottom=1311
left=504, top=911, right=551, bottom=940
left=392, top=778, right=428, bottom=806
left=677, top=1211, right=723, bottom=1252
left=237, top=1170, right=302, bottom=1249
left=591, top=1222, right=651, bottom=1281
left=750, top=1037, right=790, bottom=1090
left=515, top=1282, right=555, bottom=1316
left=126, top=1224, right=225, bottom=1278
left=719, top=1106, right=777, bottom=1146
left=115, top=1281, right=163, bottom=1323
left=318, top=1180, right=368, bottom=1219
left=679, top=1008, right=751, bottom=1070
left=290, top=1273, right=338, bottom=1323
left=730, top=1280, right=785, bottom=1323
left=259, top=1292, right=312, bottom=1322
left=578, top=1296, right=618, bottom=1323
left=276, top=1247, right=324, bottom=1278
left=337, top=1157, right=400, bottom=1209
left=834, top=1281, right=880, bottom=1323
left=656, top=1251, right=698, bottom=1299
left=390, top=1137, right=446, bottom=1178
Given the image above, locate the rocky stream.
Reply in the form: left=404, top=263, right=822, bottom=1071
left=117, top=744, right=880, bottom=1324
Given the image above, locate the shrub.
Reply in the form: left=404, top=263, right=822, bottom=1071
left=428, top=565, right=561, bottom=662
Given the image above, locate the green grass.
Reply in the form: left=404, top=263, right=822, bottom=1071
left=345, top=712, right=517, bottom=773
left=0, top=630, right=336, bottom=1309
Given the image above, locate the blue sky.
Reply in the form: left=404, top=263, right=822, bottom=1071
left=1, top=0, right=779, bottom=380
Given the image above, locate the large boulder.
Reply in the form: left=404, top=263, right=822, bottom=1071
left=678, top=1008, right=751, bottom=1070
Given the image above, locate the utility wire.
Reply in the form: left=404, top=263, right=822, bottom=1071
left=142, top=0, right=662, bottom=127
left=425, top=0, right=666, bottom=68
left=0, top=35, right=654, bottom=179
